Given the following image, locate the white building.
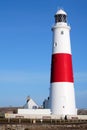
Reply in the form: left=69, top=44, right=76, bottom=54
left=24, top=96, right=38, bottom=109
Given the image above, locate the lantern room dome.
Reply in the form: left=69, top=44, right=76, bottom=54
left=56, top=9, right=67, bottom=15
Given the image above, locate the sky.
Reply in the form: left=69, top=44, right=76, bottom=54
left=0, top=0, right=87, bottom=109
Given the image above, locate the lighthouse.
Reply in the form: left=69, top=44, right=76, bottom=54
left=49, top=9, right=77, bottom=115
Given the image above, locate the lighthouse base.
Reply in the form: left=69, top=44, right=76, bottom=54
left=50, top=82, right=77, bottom=115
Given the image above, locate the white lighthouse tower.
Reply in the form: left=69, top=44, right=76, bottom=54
left=49, top=9, right=77, bottom=115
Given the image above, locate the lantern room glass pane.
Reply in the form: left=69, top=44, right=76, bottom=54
left=55, top=14, right=67, bottom=23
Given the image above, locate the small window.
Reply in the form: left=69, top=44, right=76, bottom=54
left=54, top=42, right=57, bottom=47
left=61, top=31, right=64, bottom=35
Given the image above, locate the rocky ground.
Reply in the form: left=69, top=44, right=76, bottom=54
left=0, top=119, right=87, bottom=130
left=78, top=109, right=87, bottom=115
left=0, top=124, right=87, bottom=130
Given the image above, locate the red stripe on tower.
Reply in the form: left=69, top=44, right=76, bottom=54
left=50, top=53, right=74, bottom=83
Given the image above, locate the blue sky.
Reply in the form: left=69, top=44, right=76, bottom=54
left=0, top=0, right=87, bottom=109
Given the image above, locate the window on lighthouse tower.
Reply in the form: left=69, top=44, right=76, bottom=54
left=54, top=42, right=57, bottom=47
left=61, top=31, right=64, bottom=35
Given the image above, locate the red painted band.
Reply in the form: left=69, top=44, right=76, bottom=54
left=50, top=53, right=74, bottom=83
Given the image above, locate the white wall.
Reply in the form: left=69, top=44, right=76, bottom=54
left=18, top=109, right=51, bottom=115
